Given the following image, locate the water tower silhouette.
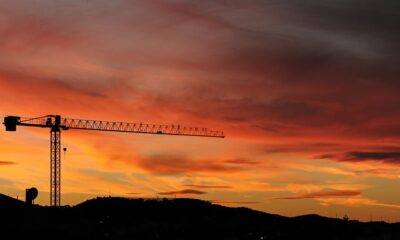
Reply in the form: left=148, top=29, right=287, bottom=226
left=25, top=188, right=38, bottom=205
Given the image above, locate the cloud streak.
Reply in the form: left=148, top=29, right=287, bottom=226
left=0, top=161, right=15, bottom=165
left=224, top=158, right=260, bottom=165
left=158, top=189, right=206, bottom=196
left=211, top=200, right=259, bottom=205
left=316, top=151, right=400, bottom=165
left=319, top=197, right=400, bottom=210
left=137, top=155, right=241, bottom=175
left=343, top=152, right=400, bottom=164
left=183, top=184, right=232, bottom=189
left=273, top=190, right=361, bottom=200
left=80, top=169, right=132, bottom=186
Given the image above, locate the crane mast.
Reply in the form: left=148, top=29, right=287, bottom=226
left=50, top=123, right=61, bottom=206
left=3, top=115, right=224, bottom=206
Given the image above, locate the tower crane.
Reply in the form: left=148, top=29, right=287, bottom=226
left=3, top=115, right=225, bottom=206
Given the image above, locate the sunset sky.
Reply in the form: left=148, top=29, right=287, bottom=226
left=1, top=0, right=400, bottom=222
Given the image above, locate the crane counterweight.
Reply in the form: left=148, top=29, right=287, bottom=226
left=4, top=116, right=20, bottom=131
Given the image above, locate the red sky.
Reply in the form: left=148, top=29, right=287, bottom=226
left=1, top=0, right=400, bottom=222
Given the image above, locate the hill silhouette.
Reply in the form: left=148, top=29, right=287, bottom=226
left=0, top=195, right=399, bottom=240
left=0, top=193, right=25, bottom=207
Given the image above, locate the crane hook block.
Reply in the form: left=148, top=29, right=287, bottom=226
left=4, top=116, right=20, bottom=131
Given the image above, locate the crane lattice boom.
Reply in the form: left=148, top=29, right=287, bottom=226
left=3, top=115, right=224, bottom=206
left=14, top=115, right=224, bottom=138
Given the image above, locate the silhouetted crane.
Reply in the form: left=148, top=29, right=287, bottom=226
left=3, top=115, right=225, bottom=206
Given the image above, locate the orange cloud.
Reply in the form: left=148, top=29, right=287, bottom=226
left=319, top=197, right=400, bottom=209
left=137, top=155, right=242, bottom=175
left=211, top=200, right=259, bottom=205
left=0, top=161, right=15, bottom=165
left=183, top=184, right=232, bottom=189
left=158, top=189, right=206, bottom=195
left=273, top=190, right=361, bottom=200
left=224, top=158, right=260, bottom=165
left=354, top=168, right=400, bottom=179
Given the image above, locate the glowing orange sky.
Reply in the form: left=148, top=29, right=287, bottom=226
left=1, top=0, right=400, bottom=222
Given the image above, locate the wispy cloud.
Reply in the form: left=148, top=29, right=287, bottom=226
left=80, top=168, right=131, bottom=186
left=319, top=197, right=400, bottom=209
left=158, top=189, right=206, bottom=196
left=353, top=168, right=400, bottom=179
left=224, top=158, right=260, bottom=165
left=183, top=184, right=232, bottom=189
left=343, top=151, right=400, bottom=164
left=126, top=192, right=141, bottom=195
left=211, top=200, right=259, bottom=205
left=0, top=161, right=15, bottom=165
left=273, top=190, right=361, bottom=200
left=315, top=151, right=400, bottom=165
left=137, top=155, right=241, bottom=175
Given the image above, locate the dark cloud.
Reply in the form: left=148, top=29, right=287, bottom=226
left=137, top=155, right=242, bottom=175
left=158, top=189, right=206, bottom=196
left=232, top=0, right=400, bottom=77
left=0, top=0, right=399, bottom=157
left=183, top=184, right=232, bottom=189
left=274, top=190, right=361, bottom=200
left=315, top=151, right=400, bottom=165
left=343, top=152, right=400, bottom=164
left=144, top=0, right=400, bottom=139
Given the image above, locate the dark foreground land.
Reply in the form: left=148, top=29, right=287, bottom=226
left=0, top=194, right=399, bottom=240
